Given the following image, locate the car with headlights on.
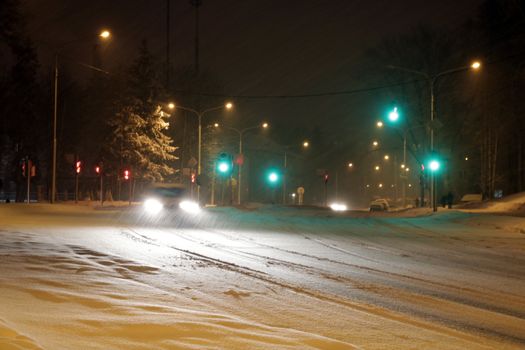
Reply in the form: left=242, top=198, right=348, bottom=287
left=142, top=183, right=200, bottom=215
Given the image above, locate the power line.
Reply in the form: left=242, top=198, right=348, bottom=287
left=172, top=79, right=426, bottom=100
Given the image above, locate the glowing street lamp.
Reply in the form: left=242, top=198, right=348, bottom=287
left=51, top=29, right=111, bottom=204
left=172, top=102, right=234, bottom=201
left=303, top=141, right=310, bottom=148
left=372, top=141, right=379, bottom=147
left=374, top=165, right=380, bottom=171
left=348, top=162, right=353, bottom=168
left=387, top=61, right=481, bottom=211
left=99, top=30, right=111, bottom=39
left=376, top=121, right=384, bottom=128
left=384, top=154, right=390, bottom=160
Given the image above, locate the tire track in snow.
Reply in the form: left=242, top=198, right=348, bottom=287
left=123, top=226, right=523, bottom=348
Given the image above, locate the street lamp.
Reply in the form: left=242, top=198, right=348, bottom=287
left=99, top=30, right=111, bottom=39
left=51, top=30, right=111, bottom=203
left=282, top=141, right=309, bottom=204
left=216, top=122, right=269, bottom=205
left=387, top=61, right=481, bottom=211
left=471, top=61, right=481, bottom=70
left=172, top=102, right=233, bottom=202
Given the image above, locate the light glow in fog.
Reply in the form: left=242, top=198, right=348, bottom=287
left=330, top=203, right=347, bottom=211
left=179, top=200, right=201, bottom=214
left=144, top=198, right=164, bottom=215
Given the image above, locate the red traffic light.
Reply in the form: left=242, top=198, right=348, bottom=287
left=324, top=174, right=329, bottom=183
left=75, top=161, right=82, bottom=174
left=123, top=169, right=130, bottom=180
left=95, top=166, right=100, bottom=174
left=191, top=173, right=196, bottom=184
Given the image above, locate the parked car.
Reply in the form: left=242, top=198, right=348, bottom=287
left=369, top=198, right=389, bottom=212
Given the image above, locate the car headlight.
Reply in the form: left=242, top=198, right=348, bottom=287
left=144, top=198, right=164, bottom=215
left=330, top=203, right=347, bottom=211
left=179, top=200, right=201, bottom=214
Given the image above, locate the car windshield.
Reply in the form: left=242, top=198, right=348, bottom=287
left=148, top=187, right=186, bottom=198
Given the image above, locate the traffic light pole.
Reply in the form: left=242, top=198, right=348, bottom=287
left=238, top=136, right=243, bottom=206
left=282, top=151, right=287, bottom=205
left=197, top=114, right=202, bottom=202
left=99, top=163, right=104, bottom=207
left=51, top=55, right=58, bottom=204
left=430, top=82, right=436, bottom=212
left=75, top=172, right=79, bottom=204
left=26, top=158, right=31, bottom=204
left=211, top=163, right=216, bottom=205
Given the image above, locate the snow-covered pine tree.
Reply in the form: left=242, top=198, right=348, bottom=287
left=106, top=40, right=178, bottom=182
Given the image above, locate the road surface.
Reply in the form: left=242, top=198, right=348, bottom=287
left=0, top=204, right=524, bottom=349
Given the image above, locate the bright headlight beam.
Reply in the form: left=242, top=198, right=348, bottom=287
left=330, top=203, right=347, bottom=211
left=144, top=198, right=163, bottom=215
left=179, top=200, right=201, bottom=214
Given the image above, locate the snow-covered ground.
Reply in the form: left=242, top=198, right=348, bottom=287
left=0, top=202, right=524, bottom=349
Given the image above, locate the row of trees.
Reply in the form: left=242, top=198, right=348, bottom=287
left=1, top=0, right=524, bottom=204
left=0, top=0, right=180, bottom=200
left=347, top=0, right=525, bottom=201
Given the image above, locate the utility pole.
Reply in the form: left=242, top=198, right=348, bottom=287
left=282, top=151, right=287, bottom=204
left=166, top=0, right=171, bottom=86
left=191, top=0, right=202, bottom=74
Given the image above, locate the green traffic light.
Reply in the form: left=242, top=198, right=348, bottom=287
left=267, top=171, right=279, bottom=183
left=429, top=160, right=440, bottom=172
left=388, top=107, right=399, bottom=122
left=218, top=161, right=230, bottom=173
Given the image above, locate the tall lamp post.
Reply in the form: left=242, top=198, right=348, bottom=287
left=215, top=122, right=269, bottom=205
left=51, top=30, right=111, bottom=203
left=172, top=102, right=233, bottom=202
left=387, top=61, right=481, bottom=211
left=283, top=140, right=309, bottom=204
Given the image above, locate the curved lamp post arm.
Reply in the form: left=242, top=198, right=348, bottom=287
left=172, top=105, right=199, bottom=117
left=386, top=65, right=430, bottom=80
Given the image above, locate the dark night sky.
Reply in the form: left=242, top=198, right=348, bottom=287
left=23, top=0, right=483, bottom=146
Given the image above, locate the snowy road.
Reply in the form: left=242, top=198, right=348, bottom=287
left=0, top=204, right=524, bottom=349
